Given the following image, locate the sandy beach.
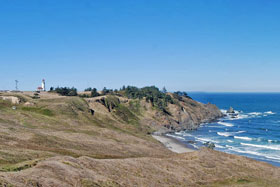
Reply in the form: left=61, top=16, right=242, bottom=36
left=152, top=134, right=195, bottom=153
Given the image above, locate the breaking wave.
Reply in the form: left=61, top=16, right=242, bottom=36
left=218, top=122, right=234, bottom=127
left=241, top=143, right=280, bottom=151
left=234, top=136, right=252, bottom=141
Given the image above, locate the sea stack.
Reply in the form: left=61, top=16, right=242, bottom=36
left=227, top=106, right=235, bottom=114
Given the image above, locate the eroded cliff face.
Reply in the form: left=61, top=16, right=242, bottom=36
left=148, top=96, right=223, bottom=133
left=87, top=93, right=223, bottom=134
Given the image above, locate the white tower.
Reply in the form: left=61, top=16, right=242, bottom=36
left=42, top=79, right=46, bottom=91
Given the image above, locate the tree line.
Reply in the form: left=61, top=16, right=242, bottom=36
left=49, top=86, right=191, bottom=110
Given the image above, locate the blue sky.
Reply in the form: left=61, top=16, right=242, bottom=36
left=0, top=0, right=280, bottom=92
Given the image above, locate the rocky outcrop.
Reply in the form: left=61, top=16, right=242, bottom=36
left=88, top=94, right=223, bottom=134
left=0, top=96, right=21, bottom=104
left=227, top=106, right=235, bottom=113
left=149, top=96, right=224, bottom=133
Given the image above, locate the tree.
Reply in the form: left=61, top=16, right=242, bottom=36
left=49, top=87, right=54, bottom=92
left=54, top=87, right=78, bottom=96
left=84, top=87, right=92, bottom=91
left=162, top=86, right=167, bottom=93
left=91, top=88, right=100, bottom=97
left=68, top=87, right=78, bottom=96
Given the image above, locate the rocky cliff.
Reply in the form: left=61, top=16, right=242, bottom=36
left=86, top=93, right=223, bottom=135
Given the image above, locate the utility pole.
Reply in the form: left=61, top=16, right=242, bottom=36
left=15, top=80, right=18, bottom=91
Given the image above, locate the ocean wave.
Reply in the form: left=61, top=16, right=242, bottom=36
left=218, top=121, right=234, bottom=127
left=224, top=114, right=249, bottom=120
left=240, top=143, right=280, bottom=151
left=217, top=130, right=246, bottom=137
left=227, top=140, right=234, bottom=143
left=264, top=111, right=276, bottom=115
left=237, top=131, right=246, bottom=133
left=234, top=136, right=252, bottom=141
left=217, top=132, right=232, bottom=137
left=195, top=137, right=219, bottom=143
left=221, top=109, right=275, bottom=121
left=229, top=147, right=280, bottom=159
left=175, top=132, right=183, bottom=135
left=220, top=109, right=227, bottom=114
left=215, top=144, right=225, bottom=149
left=267, top=139, right=280, bottom=143
left=248, top=112, right=262, bottom=116
left=207, top=125, right=223, bottom=128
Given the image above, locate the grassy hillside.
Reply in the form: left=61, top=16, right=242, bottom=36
left=0, top=91, right=279, bottom=186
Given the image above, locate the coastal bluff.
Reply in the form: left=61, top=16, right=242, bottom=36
left=0, top=90, right=279, bottom=186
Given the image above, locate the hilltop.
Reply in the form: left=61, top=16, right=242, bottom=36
left=0, top=87, right=279, bottom=186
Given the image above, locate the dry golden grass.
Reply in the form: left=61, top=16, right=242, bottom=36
left=0, top=92, right=279, bottom=186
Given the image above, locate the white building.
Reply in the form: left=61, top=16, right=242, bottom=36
left=37, top=79, right=46, bottom=92
left=42, top=79, right=46, bottom=91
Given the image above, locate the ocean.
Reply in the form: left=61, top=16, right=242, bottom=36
left=168, top=93, right=280, bottom=167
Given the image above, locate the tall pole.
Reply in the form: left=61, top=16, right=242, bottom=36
left=15, top=80, right=18, bottom=91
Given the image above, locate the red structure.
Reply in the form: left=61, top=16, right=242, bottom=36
left=37, top=87, right=43, bottom=91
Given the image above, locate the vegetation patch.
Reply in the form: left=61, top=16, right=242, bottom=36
left=50, top=86, right=78, bottom=96
left=0, top=99, right=12, bottom=109
left=128, top=100, right=141, bottom=115
left=114, top=104, right=139, bottom=124
left=21, top=107, right=54, bottom=117
left=81, top=179, right=120, bottom=187
left=67, top=97, right=88, bottom=112
left=0, top=159, right=40, bottom=172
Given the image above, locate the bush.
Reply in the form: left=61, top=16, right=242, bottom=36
left=84, top=87, right=92, bottom=91
left=122, top=86, right=174, bottom=113
left=174, top=91, right=192, bottom=100
left=91, top=88, right=100, bottom=97
left=204, top=142, right=215, bottom=149
left=54, top=87, right=78, bottom=96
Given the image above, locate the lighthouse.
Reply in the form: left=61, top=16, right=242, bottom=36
left=42, top=79, right=46, bottom=91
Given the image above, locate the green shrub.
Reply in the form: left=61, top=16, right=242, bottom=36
left=54, top=87, right=78, bottom=96
left=21, top=107, right=54, bottom=117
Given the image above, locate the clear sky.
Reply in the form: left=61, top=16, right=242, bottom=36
left=0, top=0, right=280, bottom=92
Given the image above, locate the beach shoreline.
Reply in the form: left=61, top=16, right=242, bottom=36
left=152, top=134, right=196, bottom=153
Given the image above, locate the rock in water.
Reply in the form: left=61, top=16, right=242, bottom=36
left=227, top=106, right=235, bottom=114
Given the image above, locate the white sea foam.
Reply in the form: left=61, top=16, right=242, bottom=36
left=228, top=147, right=280, bottom=162
left=182, top=133, right=193, bottom=137
left=215, top=144, right=225, bottom=149
left=195, top=137, right=219, bottom=143
left=264, top=111, right=276, bottom=115
left=192, top=144, right=199, bottom=149
left=225, top=114, right=249, bottom=120
left=237, top=131, right=246, bottom=134
left=175, top=132, right=183, bottom=135
left=248, top=112, right=262, bottom=116
left=227, top=140, right=234, bottom=143
left=220, top=109, right=227, bottom=114
left=236, top=114, right=249, bottom=119
left=217, top=132, right=232, bottom=137
left=241, top=143, right=280, bottom=151
left=218, top=121, right=234, bottom=127
left=234, top=136, right=252, bottom=141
